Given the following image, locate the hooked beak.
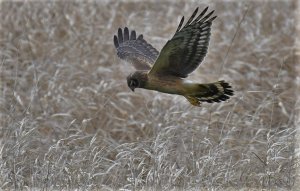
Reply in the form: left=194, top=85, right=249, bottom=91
left=130, top=87, right=135, bottom=92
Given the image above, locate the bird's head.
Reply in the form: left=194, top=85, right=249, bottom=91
left=127, top=71, right=148, bottom=92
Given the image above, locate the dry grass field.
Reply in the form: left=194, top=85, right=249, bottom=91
left=1, top=0, right=299, bottom=190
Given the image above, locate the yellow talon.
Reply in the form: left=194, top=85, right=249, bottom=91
left=185, top=96, right=201, bottom=107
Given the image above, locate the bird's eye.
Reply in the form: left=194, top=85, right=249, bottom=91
left=130, top=79, right=139, bottom=88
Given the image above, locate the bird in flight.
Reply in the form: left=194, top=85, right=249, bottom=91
left=113, top=7, right=233, bottom=106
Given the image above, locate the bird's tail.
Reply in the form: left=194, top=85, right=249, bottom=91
left=184, top=80, right=234, bottom=106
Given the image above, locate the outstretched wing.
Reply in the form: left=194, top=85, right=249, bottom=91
left=149, top=7, right=216, bottom=78
left=114, top=27, right=159, bottom=70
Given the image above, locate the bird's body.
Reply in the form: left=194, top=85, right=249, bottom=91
left=128, top=71, right=197, bottom=95
left=146, top=74, right=187, bottom=95
left=114, top=7, right=234, bottom=106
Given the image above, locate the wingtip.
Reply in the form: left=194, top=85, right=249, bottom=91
left=117, top=28, right=123, bottom=43
left=198, top=8, right=217, bottom=23
left=176, top=16, right=185, bottom=32
left=137, top=34, right=143, bottom=40
left=185, top=7, right=199, bottom=27
left=210, top=15, right=217, bottom=22
left=194, top=7, right=199, bottom=13
left=113, top=35, right=119, bottom=48
left=130, top=30, right=136, bottom=40
left=115, top=27, right=142, bottom=43
left=124, top=27, right=129, bottom=41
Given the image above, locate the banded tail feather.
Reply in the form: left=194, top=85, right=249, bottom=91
left=185, top=80, right=234, bottom=106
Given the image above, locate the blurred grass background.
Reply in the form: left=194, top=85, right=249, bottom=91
left=0, top=0, right=299, bottom=190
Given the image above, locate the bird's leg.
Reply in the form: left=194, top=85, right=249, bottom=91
left=184, top=96, right=201, bottom=107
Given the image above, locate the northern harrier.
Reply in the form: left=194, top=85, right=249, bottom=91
left=113, top=7, right=233, bottom=106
